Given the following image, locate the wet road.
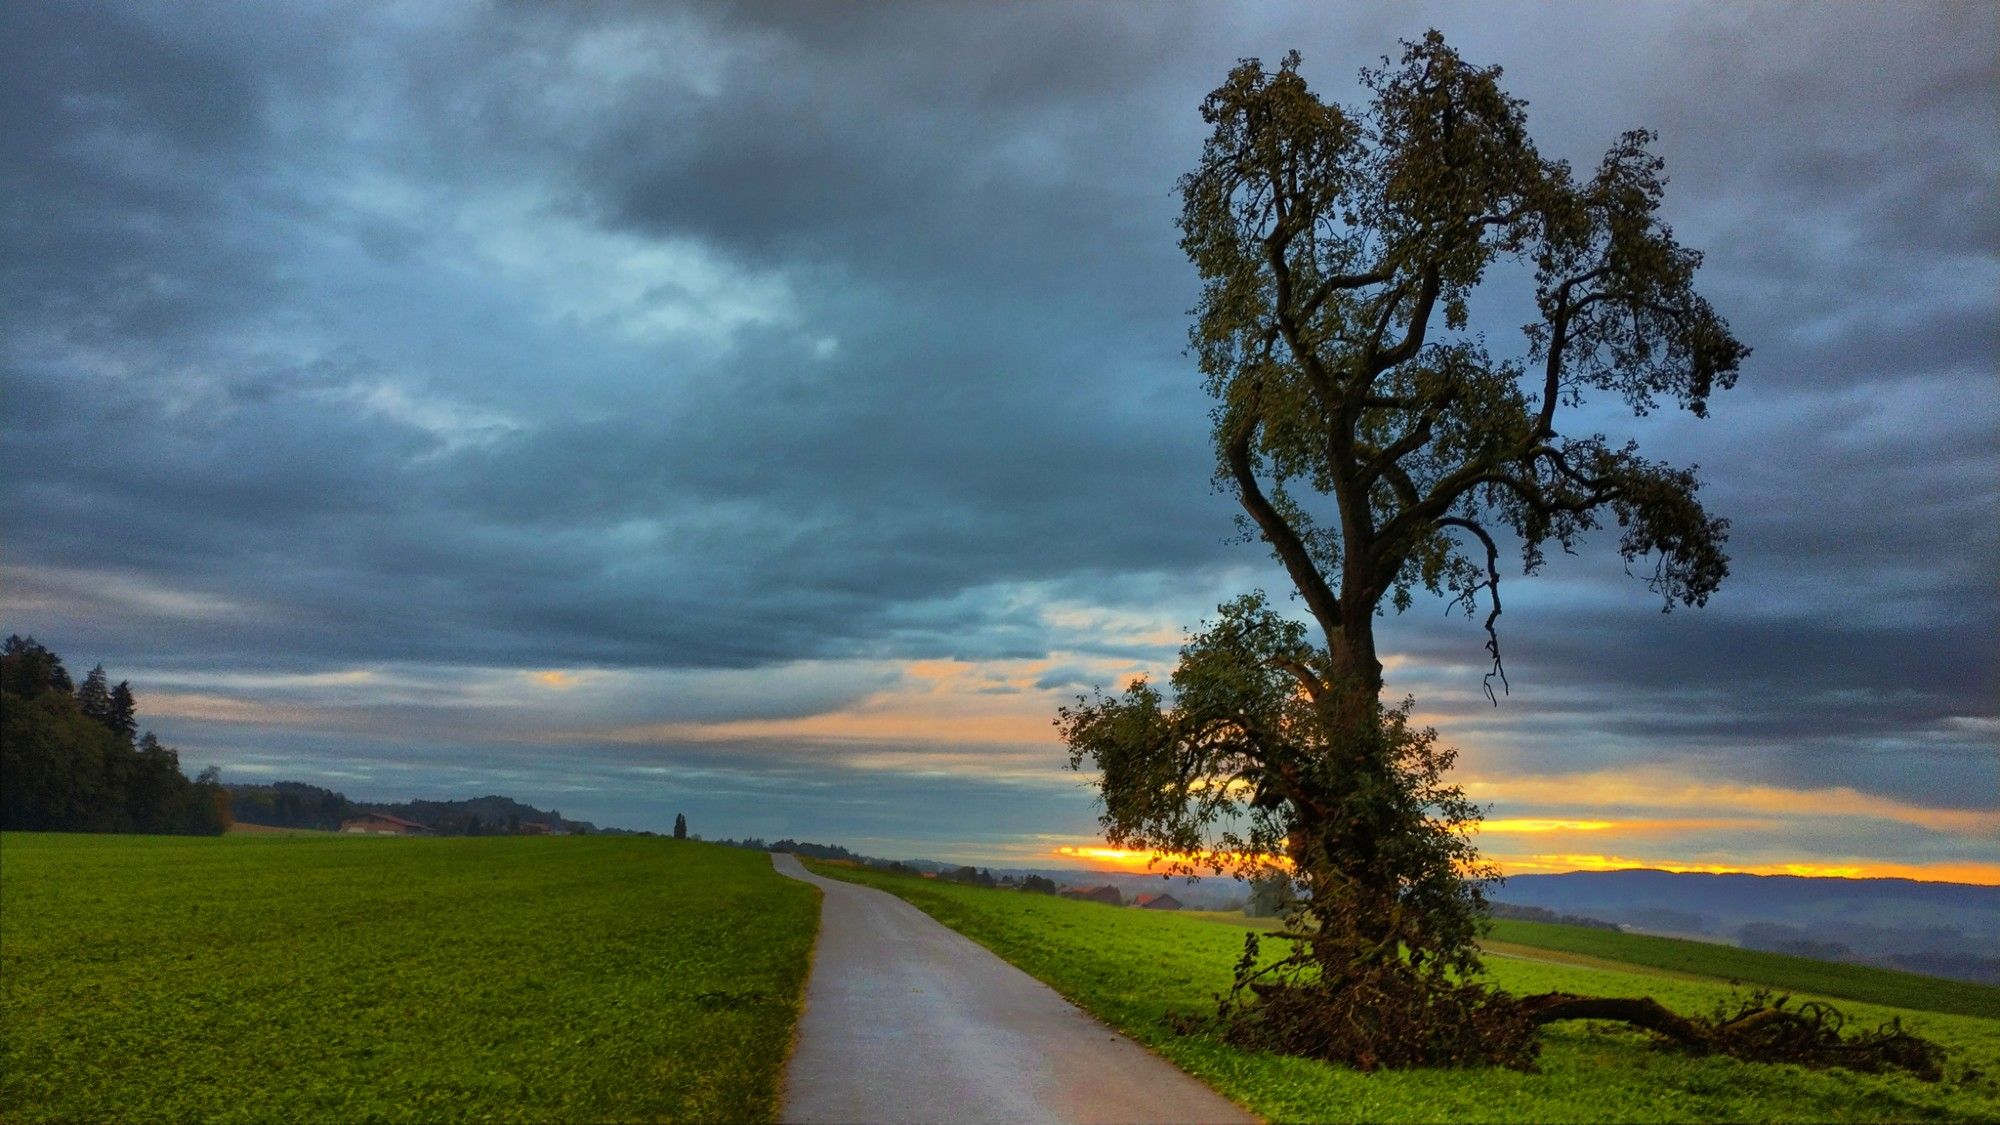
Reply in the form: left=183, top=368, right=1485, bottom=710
left=772, top=852, right=1256, bottom=1124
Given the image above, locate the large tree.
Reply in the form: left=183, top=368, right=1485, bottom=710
left=1060, top=36, right=1939, bottom=1076
left=1072, top=35, right=1944, bottom=1080
left=1068, top=26, right=1742, bottom=968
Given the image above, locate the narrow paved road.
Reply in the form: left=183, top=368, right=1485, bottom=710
left=773, top=853, right=1256, bottom=1124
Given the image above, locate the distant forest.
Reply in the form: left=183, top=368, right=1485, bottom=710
left=228, top=781, right=627, bottom=837
left=1, top=636, right=229, bottom=835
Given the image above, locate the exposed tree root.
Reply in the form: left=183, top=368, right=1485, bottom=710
left=1208, top=975, right=1540, bottom=1071
left=1186, top=934, right=1541, bottom=1071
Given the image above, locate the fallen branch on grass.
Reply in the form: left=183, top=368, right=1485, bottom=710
left=1178, top=933, right=1948, bottom=1080
left=1519, top=988, right=1946, bottom=1081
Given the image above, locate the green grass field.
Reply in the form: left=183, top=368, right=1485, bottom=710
left=1178, top=908, right=2000, bottom=1019
left=1, top=833, right=818, bottom=1124
left=808, top=862, right=2000, bottom=1124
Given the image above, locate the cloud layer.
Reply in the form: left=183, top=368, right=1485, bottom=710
left=4, top=2, right=1993, bottom=875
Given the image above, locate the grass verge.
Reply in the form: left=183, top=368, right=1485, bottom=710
left=2, top=833, right=817, bottom=1124
left=807, top=861, right=2000, bottom=1124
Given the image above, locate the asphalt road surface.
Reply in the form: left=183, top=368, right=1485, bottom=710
left=772, top=852, right=1256, bottom=1124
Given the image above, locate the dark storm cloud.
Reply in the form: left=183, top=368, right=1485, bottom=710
left=2, top=2, right=1993, bottom=849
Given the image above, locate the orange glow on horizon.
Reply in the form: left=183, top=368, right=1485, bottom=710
left=1481, top=852, right=2000, bottom=885
left=1052, top=845, right=1290, bottom=872
left=1050, top=842, right=2000, bottom=885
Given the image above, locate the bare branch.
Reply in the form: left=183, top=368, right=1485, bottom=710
left=1535, top=268, right=1605, bottom=437
left=1439, top=517, right=1507, bottom=704
left=1297, top=265, right=1395, bottom=323
left=1226, top=412, right=1345, bottom=646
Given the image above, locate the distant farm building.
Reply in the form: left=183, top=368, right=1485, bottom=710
left=339, top=812, right=430, bottom=835
left=1133, top=893, right=1183, bottom=910
left=518, top=821, right=552, bottom=835
left=1059, top=884, right=1124, bottom=906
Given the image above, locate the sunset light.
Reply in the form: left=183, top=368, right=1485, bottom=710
left=1052, top=843, right=2000, bottom=886
left=1053, top=844, right=1290, bottom=872
left=1487, top=853, right=2000, bottom=885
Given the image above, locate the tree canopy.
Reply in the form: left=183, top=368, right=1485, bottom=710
left=1180, top=34, right=1746, bottom=695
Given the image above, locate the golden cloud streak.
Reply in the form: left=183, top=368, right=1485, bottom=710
left=525, top=669, right=595, bottom=690
left=1464, top=770, right=2000, bottom=837
left=140, top=692, right=323, bottom=725
left=604, top=708, right=1056, bottom=747
left=596, top=657, right=1094, bottom=748
left=1476, top=816, right=1770, bottom=835
left=1480, top=818, right=1616, bottom=833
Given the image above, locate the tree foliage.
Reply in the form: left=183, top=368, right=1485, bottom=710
left=1176, top=33, right=1745, bottom=697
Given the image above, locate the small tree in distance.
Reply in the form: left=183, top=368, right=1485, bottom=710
left=1060, top=33, right=1940, bottom=1076
left=673, top=813, right=687, bottom=840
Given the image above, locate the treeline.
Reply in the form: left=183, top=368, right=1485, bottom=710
left=228, top=781, right=353, bottom=831
left=715, top=837, right=867, bottom=861
left=715, top=837, right=963, bottom=878
left=1489, top=901, right=1622, bottom=931
left=228, top=780, right=608, bottom=836
left=1, top=636, right=229, bottom=835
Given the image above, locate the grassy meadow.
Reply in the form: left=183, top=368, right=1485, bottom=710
left=808, top=861, right=2000, bottom=1124
left=1, top=833, right=817, bottom=1124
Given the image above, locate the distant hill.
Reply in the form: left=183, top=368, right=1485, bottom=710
left=226, top=780, right=640, bottom=837
left=1494, top=870, right=2000, bottom=985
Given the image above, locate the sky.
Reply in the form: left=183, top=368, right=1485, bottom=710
left=3, top=2, right=1995, bottom=881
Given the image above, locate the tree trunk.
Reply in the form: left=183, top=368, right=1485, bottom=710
left=1517, top=993, right=1706, bottom=1044
left=1290, top=609, right=1407, bottom=968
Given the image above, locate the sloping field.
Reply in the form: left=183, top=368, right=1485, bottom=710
left=1484, top=918, right=2000, bottom=1019
left=809, top=863, right=2000, bottom=1124
left=1, top=833, right=817, bottom=1124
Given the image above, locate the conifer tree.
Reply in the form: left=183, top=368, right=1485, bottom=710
left=108, top=682, right=138, bottom=744
left=77, top=664, right=112, bottom=727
